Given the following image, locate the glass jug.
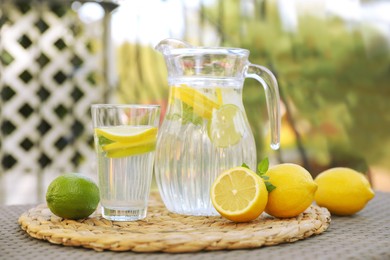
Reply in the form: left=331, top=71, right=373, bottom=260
left=154, top=39, right=280, bottom=216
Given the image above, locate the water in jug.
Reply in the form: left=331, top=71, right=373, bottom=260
left=154, top=39, right=281, bottom=216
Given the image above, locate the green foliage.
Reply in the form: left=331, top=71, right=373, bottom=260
left=116, top=42, right=168, bottom=104
left=115, top=0, right=390, bottom=173
left=205, top=0, right=390, bottom=172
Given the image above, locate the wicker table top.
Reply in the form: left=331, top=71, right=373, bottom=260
left=1, top=192, right=390, bottom=260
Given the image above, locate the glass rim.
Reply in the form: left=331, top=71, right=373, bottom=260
left=91, top=104, right=160, bottom=109
left=166, top=47, right=249, bottom=56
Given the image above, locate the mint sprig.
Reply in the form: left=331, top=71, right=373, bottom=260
left=166, top=102, right=203, bottom=126
left=242, top=157, right=276, bottom=192
left=98, top=135, right=114, bottom=146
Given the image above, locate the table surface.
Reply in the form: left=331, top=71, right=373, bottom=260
left=1, top=192, right=389, bottom=260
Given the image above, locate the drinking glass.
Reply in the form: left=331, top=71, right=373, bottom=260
left=91, top=104, right=160, bottom=221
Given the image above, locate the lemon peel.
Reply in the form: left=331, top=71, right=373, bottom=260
left=264, top=163, right=317, bottom=218
left=314, top=167, right=375, bottom=216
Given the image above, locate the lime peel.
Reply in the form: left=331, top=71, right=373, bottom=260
left=46, top=173, right=100, bottom=220
left=208, top=104, right=244, bottom=148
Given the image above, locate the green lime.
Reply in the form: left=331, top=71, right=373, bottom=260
left=46, top=173, right=100, bottom=220
left=207, top=104, right=244, bottom=148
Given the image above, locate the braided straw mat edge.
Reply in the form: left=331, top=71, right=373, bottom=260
left=18, top=193, right=331, bottom=253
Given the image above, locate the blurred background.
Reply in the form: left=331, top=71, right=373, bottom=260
left=1, top=0, right=389, bottom=204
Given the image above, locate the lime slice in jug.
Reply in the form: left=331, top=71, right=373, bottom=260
left=207, top=104, right=244, bottom=148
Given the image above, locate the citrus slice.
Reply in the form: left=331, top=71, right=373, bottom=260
left=210, top=167, right=268, bottom=222
left=95, top=126, right=157, bottom=143
left=171, top=85, right=220, bottom=119
left=106, top=142, right=156, bottom=158
left=208, top=104, right=244, bottom=148
left=102, top=136, right=156, bottom=152
left=216, top=87, right=223, bottom=105
left=95, top=126, right=158, bottom=158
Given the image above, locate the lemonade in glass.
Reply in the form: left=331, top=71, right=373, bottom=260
left=92, top=104, right=160, bottom=221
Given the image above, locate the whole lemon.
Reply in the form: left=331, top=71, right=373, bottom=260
left=46, top=173, right=100, bottom=220
left=314, top=167, right=374, bottom=216
left=265, top=163, right=317, bottom=218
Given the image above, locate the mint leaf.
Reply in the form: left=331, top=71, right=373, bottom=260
left=98, top=135, right=113, bottom=146
left=166, top=102, right=203, bottom=126
left=241, top=159, right=276, bottom=193
left=261, top=175, right=270, bottom=180
left=265, top=182, right=276, bottom=192
left=241, top=163, right=250, bottom=169
left=256, top=157, right=276, bottom=193
left=181, top=103, right=203, bottom=125
left=257, top=157, right=269, bottom=176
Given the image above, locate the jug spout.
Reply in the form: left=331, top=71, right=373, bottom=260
left=155, top=38, right=192, bottom=55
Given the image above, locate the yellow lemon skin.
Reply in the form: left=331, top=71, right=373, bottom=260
left=314, top=167, right=375, bottom=216
left=211, top=167, right=268, bottom=222
left=265, top=163, right=318, bottom=218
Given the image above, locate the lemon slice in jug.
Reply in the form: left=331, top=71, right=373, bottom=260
left=171, top=85, right=221, bottom=120
left=207, top=104, right=244, bottom=148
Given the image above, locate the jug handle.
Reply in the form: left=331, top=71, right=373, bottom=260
left=245, top=64, right=281, bottom=150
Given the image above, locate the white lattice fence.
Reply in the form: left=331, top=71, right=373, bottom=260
left=0, top=0, right=111, bottom=203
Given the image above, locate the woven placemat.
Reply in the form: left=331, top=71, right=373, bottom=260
left=18, top=193, right=331, bottom=253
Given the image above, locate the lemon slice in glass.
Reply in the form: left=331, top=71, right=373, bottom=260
left=95, top=126, right=157, bottom=158
left=106, top=141, right=156, bottom=158
left=207, top=104, right=244, bottom=148
left=95, top=126, right=157, bottom=143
